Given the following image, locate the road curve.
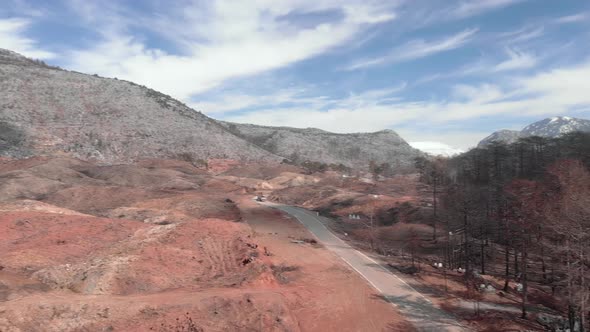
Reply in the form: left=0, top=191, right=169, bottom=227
left=268, top=203, right=467, bottom=332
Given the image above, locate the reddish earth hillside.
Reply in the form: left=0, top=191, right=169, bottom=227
left=0, top=157, right=412, bottom=331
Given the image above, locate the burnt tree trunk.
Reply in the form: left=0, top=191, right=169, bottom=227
left=521, top=235, right=529, bottom=319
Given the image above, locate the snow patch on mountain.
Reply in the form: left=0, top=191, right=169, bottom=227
left=479, top=116, right=590, bottom=147
left=521, top=116, right=590, bottom=137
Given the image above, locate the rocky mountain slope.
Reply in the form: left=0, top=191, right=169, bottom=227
left=521, top=116, right=590, bottom=137
left=478, top=116, right=590, bottom=147
left=0, top=49, right=280, bottom=163
left=0, top=48, right=421, bottom=169
left=478, top=129, right=522, bottom=147
left=220, top=121, right=422, bottom=169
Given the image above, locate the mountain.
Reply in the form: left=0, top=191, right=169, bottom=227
left=0, top=48, right=421, bottom=169
left=478, top=116, right=590, bottom=147
left=0, top=49, right=280, bottom=163
left=220, top=122, right=422, bottom=169
left=521, top=116, right=590, bottom=137
left=478, top=130, right=522, bottom=147
left=409, top=142, right=464, bottom=157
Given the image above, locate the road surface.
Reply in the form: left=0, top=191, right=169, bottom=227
left=268, top=203, right=467, bottom=332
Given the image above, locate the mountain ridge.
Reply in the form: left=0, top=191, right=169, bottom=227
left=0, top=48, right=420, bottom=169
left=478, top=116, right=590, bottom=147
left=220, top=121, right=422, bottom=169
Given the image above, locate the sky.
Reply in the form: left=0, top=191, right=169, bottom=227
left=1, top=0, right=590, bottom=149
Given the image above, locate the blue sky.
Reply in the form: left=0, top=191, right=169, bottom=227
left=1, top=0, right=590, bottom=149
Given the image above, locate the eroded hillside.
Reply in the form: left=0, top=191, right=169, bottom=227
left=0, top=156, right=412, bottom=331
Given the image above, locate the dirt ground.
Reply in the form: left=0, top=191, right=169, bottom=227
left=238, top=197, right=414, bottom=332
left=0, top=157, right=413, bottom=331
left=267, top=170, right=554, bottom=331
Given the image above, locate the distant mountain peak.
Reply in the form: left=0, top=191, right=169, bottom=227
left=550, top=116, right=571, bottom=122
left=479, top=116, right=590, bottom=147
left=521, top=116, right=590, bottom=137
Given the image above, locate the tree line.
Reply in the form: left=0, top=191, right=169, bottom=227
left=416, top=132, right=590, bottom=329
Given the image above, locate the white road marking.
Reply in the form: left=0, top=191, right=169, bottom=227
left=295, top=207, right=432, bottom=303
left=270, top=203, right=467, bottom=331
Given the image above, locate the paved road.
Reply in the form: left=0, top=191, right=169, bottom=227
left=269, top=204, right=467, bottom=332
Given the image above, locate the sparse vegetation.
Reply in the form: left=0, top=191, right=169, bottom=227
left=270, top=264, right=299, bottom=284
left=150, top=313, right=203, bottom=332
left=175, top=152, right=208, bottom=169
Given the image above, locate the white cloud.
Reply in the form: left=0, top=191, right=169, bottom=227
left=409, top=141, right=464, bottom=156
left=394, top=0, right=525, bottom=30
left=201, top=82, right=407, bottom=116
left=415, top=47, right=539, bottom=83
left=225, top=103, right=422, bottom=133
left=224, top=59, right=590, bottom=148
left=0, top=18, right=54, bottom=59
left=2, top=0, right=587, bottom=151
left=64, top=0, right=400, bottom=101
left=450, top=0, right=525, bottom=18
left=493, top=48, right=537, bottom=71
left=452, top=83, right=505, bottom=102
left=345, top=28, right=478, bottom=70
left=195, top=88, right=330, bottom=114
left=220, top=83, right=412, bottom=132
left=404, top=131, right=491, bottom=150
left=555, top=13, right=588, bottom=24
left=517, top=61, right=590, bottom=108
left=498, top=25, right=544, bottom=44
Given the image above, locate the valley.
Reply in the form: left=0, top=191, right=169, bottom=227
left=0, top=46, right=589, bottom=332
left=0, top=152, right=570, bottom=331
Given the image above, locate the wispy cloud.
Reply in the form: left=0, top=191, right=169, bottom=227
left=414, top=46, right=539, bottom=83
left=226, top=59, right=590, bottom=148
left=2, top=0, right=588, bottom=150
left=395, top=0, right=525, bottom=30
left=493, top=48, right=537, bottom=71
left=195, top=88, right=331, bottom=115
left=0, top=18, right=54, bottom=59
left=60, top=0, right=400, bottom=101
left=554, top=12, right=588, bottom=24
left=498, top=25, right=544, bottom=44
left=345, top=28, right=478, bottom=70
left=450, top=0, right=526, bottom=18
left=199, top=82, right=407, bottom=116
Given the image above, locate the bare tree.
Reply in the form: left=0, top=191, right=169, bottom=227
left=545, top=160, right=590, bottom=331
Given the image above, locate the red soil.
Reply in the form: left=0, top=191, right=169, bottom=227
left=0, top=157, right=413, bottom=331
